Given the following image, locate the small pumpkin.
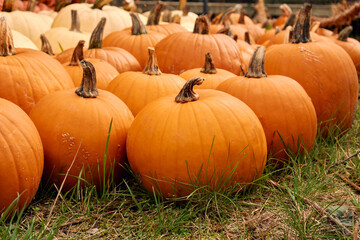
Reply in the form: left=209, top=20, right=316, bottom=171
left=106, top=47, right=186, bottom=116
left=127, top=77, right=267, bottom=198
left=29, top=60, right=134, bottom=192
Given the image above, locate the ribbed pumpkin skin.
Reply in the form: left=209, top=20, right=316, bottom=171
left=155, top=33, right=243, bottom=75
left=146, top=24, right=188, bottom=36
left=56, top=47, right=142, bottom=73
left=29, top=89, right=134, bottom=192
left=102, top=29, right=166, bottom=68
left=106, top=72, right=186, bottom=116
left=63, top=58, right=119, bottom=89
left=265, top=42, right=358, bottom=134
left=180, top=69, right=236, bottom=89
left=127, top=90, right=267, bottom=198
left=333, top=38, right=360, bottom=77
left=217, top=75, right=317, bottom=159
left=0, top=99, right=43, bottom=214
left=0, top=48, right=74, bottom=114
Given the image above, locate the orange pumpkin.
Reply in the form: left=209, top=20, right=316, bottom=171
left=103, top=13, right=166, bottom=68
left=180, top=52, right=236, bottom=89
left=63, top=40, right=119, bottom=89
left=127, top=77, right=267, bottom=198
left=217, top=47, right=317, bottom=160
left=155, top=15, right=244, bottom=75
left=264, top=4, right=358, bottom=136
left=29, top=60, right=134, bottom=192
left=0, top=17, right=74, bottom=114
left=273, top=4, right=292, bottom=28
left=107, top=47, right=186, bottom=116
left=55, top=18, right=141, bottom=73
left=0, top=98, right=43, bottom=215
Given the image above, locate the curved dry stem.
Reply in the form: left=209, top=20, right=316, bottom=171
left=89, top=17, right=106, bottom=49
left=280, top=4, right=292, bottom=17
left=338, top=25, right=352, bottom=41
left=143, top=47, right=162, bottom=75
left=282, top=13, right=296, bottom=30
left=131, top=13, right=147, bottom=35
left=218, top=8, right=235, bottom=24
left=193, top=15, right=210, bottom=34
left=0, top=17, right=15, bottom=56
left=293, top=3, right=312, bottom=43
left=201, top=53, right=217, bottom=74
left=26, top=0, right=37, bottom=12
left=147, top=2, right=165, bottom=26
left=245, top=46, right=267, bottom=78
left=40, top=34, right=54, bottom=56
left=75, top=60, right=98, bottom=98
left=70, top=10, right=81, bottom=32
left=238, top=10, right=246, bottom=24
left=175, top=77, right=204, bottom=103
left=217, top=21, right=233, bottom=37
left=69, top=40, right=85, bottom=66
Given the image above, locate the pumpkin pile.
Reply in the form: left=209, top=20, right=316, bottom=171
left=0, top=0, right=359, bottom=216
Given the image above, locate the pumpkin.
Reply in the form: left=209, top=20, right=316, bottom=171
left=0, top=17, right=74, bottom=114
left=0, top=98, right=43, bottom=215
left=12, top=29, right=38, bottom=50
left=331, top=26, right=360, bottom=77
left=155, top=15, right=244, bottom=75
left=51, top=0, right=145, bottom=37
left=264, top=4, right=358, bottom=136
left=29, top=60, right=134, bottom=192
left=34, top=10, right=91, bottom=54
left=256, top=27, right=280, bottom=45
left=127, top=77, right=267, bottom=198
left=103, top=13, right=166, bottom=68
left=63, top=40, right=119, bottom=89
left=106, top=47, right=185, bottom=116
left=273, top=4, right=292, bottom=28
left=55, top=18, right=142, bottom=73
left=179, top=52, right=236, bottom=89
left=217, top=46, right=317, bottom=160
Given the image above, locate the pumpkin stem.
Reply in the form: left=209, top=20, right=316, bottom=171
left=40, top=34, right=54, bottom=56
left=217, top=21, right=233, bottom=37
left=2, top=0, right=15, bottom=12
left=279, top=4, right=292, bottom=17
left=245, top=46, right=267, bottom=78
left=175, top=77, right=204, bottom=103
left=89, top=17, right=106, bottom=49
left=143, top=47, right=162, bottom=75
left=171, top=14, right=181, bottom=24
left=244, top=32, right=251, bottom=44
left=162, top=10, right=171, bottom=22
left=310, top=21, right=320, bottom=33
left=69, top=40, right=85, bottom=66
left=147, top=2, right=165, bottom=26
left=70, top=10, right=81, bottom=32
left=293, top=3, right=312, bottom=44
left=92, top=0, right=112, bottom=10
left=238, top=10, right=245, bottom=24
left=182, top=6, right=190, bottom=17
left=193, top=15, right=210, bottom=34
left=201, top=53, right=217, bottom=74
left=130, top=13, right=147, bottom=35
left=282, top=13, right=296, bottom=30
left=75, top=60, right=98, bottom=98
left=55, top=0, right=71, bottom=12
left=338, top=26, right=352, bottom=41
left=0, top=17, right=15, bottom=56
left=218, top=8, right=235, bottom=24
left=26, top=0, right=38, bottom=12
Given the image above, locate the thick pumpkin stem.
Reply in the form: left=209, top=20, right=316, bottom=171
left=89, top=17, right=106, bottom=49
left=147, top=2, right=165, bottom=26
left=70, top=10, right=81, bottom=32
left=2, top=0, right=15, bottom=12
left=92, top=0, right=112, bottom=10
left=280, top=4, right=292, bottom=17
left=245, top=46, right=267, bottom=78
left=193, top=15, right=210, bottom=34
left=40, top=34, right=54, bottom=56
left=75, top=60, right=98, bottom=98
left=338, top=26, right=352, bottom=41
left=282, top=13, right=296, bottom=30
left=293, top=3, right=312, bottom=43
left=175, top=77, right=204, bottom=103
left=217, top=21, right=233, bottom=37
left=69, top=40, right=85, bottom=66
left=143, top=47, right=162, bottom=75
left=131, top=13, right=147, bottom=35
left=0, top=17, right=15, bottom=56
left=201, top=53, right=217, bottom=74
left=238, top=10, right=245, bottom=24
left=218, top=8, right=235, bottom=24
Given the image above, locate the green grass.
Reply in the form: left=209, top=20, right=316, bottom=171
left=0, top=102, right=359, bottom=239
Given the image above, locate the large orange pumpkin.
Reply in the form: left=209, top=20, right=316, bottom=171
left=103, top=13, right=166, bottom=68
left=29, top=60, right=134, bottom=192
left=0, top=17, right=74, bottom=114
left=127, top=77, right=267, bottom=198
left=106, top=47, right=186, bottom=116
left=155, top=15, right=244, bottom=75
left=264, top=4, right=358, bottom=136
left=0, top=98, right=43, bottom=215
left=217, top=46, right=317, bottom=160
left=55, top=18, right=141, bottom=73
